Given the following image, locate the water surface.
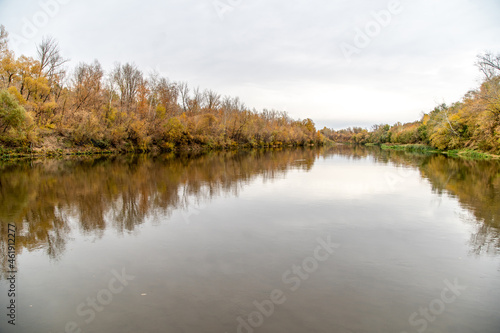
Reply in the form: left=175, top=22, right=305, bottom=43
left=1, top=147, right=499, bottom=333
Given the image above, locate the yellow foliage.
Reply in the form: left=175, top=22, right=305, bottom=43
left=156, top=104, right=166, bottom=120
left=422, top=114, right=430, bottom=125
left=7, top=86, right=25, bottom=105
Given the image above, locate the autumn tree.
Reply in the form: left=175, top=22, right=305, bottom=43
left=204, top=89, right=221, bottom=113
left=0, top=89, right=26, bottom=133
left=111, top=62, right=142, bottom=112
left=72, top=60, right=103, bottom=111
left=0, top=27, right=17, bottom=90
left=0, top=26, right=324, bottom=150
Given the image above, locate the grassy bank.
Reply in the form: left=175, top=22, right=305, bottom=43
left=0, top=146, right=117, bottom=160
left=0, top=137, right=320, bottom=160
left=380, top=143, right=499, bottom=159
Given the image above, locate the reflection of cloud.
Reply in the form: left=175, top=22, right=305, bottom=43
left=245, top=160, right=422, bottom=201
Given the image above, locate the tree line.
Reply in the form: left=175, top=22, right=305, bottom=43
left=321, top=52, right=500, bottom=154
left=0, top=26, right=321, bottom=151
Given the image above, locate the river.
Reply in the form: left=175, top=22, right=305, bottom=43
left=0, top=146, right=499, bottom=333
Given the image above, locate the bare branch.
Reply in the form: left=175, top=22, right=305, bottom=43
left=37, top=36, right=69, bottom=78
left=0, top=25, right=8, bottom=55
left=476, top=52, right=500, bottom=80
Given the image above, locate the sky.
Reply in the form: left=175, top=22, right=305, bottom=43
left=0, top=0, right=499, bottom=129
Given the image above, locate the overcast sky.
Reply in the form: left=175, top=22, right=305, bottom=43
left=1, top=0, right=499, bottom=129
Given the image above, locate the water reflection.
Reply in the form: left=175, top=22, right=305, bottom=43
left=1, top=147, right=499, bottom=278
left=0, top=149, right=317, bottom=277
left=326, top=145, right=500, bottom=255
left=418, top=155, right=500, bottom=255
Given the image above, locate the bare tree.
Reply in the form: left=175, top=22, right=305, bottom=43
left=146, top=71, right=160, bottom=117
left=191, top=86, right=205, bottom=114
left=72, top=60, right=104, bottom=111
left=476, top=52, right=500, bottom=80
left=37, top=36, right=68, bottom=79
left=0, top=25, right=8, bottom=56
left=177, top=81, right=190, bottom=114
left=204, top=89, right=221, bottom=113
left=111, top=63, right=143, bottom=112
left=157, top=78, right=179, bottom=117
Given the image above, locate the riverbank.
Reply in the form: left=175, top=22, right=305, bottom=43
left=0, top=140, right=319, bottom=160
left=379, top=143, right=500, bottom=160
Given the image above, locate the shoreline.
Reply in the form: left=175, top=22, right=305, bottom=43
left=378, top=143, right=500, bottom=160
left=0, top=142, right=319, bottom=161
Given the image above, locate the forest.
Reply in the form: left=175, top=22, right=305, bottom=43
left=320, top=52, right=500, bottom=155
left=0, top=25, right=321, bottom=153
left=1, top=23, right=499, bottom=155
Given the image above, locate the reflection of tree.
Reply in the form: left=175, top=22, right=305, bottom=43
left=417, top=155, right=500, bottom=256
left=2, top=147, right=499, bottom=278
left=0, top=149, right=320, bottom=277
left=322, top=144, right=371, bottom=160
left=0, top=162, right=71, bottom=278
left=326, top=146, right=500, bottom=256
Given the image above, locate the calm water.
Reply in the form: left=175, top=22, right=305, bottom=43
left=1, top=146, right=499, bottom=333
